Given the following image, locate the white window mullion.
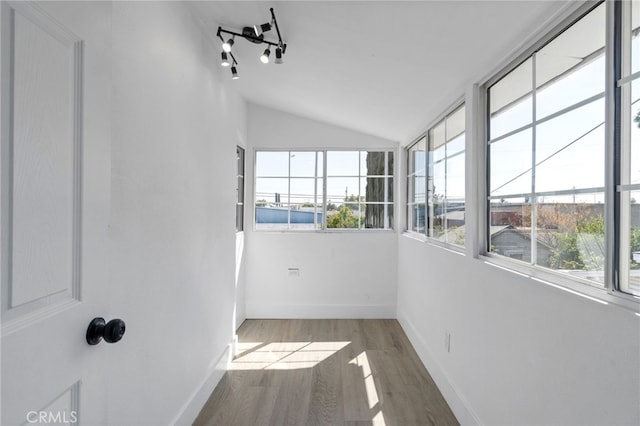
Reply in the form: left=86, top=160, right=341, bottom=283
left=384, top=151, right=389, bottom=230
left=322, top=151, right=327, bottom=230
left=287, top=151, right=292, bottom=229
left=313, top=151, right=318, bottom=230
left=531, top=53, right=538, bottom=266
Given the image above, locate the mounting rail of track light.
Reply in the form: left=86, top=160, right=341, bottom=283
left=217, top=7, right=287, bottom=80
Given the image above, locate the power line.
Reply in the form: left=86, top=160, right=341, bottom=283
left=492, top=97, right=640, bottom=195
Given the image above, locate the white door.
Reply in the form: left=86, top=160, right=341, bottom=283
left=1, top=1, right=113, bottom=425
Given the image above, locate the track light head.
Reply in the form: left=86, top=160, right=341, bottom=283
left=253, top=21, right=272, bottom=37
left=260, top=48, right=271, bottom=64
left=221, top=52, right=230, bottom=67
left=231, top=66, right=239, bottom=80
left=222, top=38, right=234, bottom=53
left=274, top=47, right=283, bottom=64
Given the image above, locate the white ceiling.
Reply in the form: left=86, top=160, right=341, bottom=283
left=190, top=1, right=569, bottom=143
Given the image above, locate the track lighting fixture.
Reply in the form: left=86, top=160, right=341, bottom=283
left=260, top=48, right=270, bottom=64
left=216, top=7, right=287, bottom=79
left=221, top=52, right=230, bottom=67
left=253, top=21, right=272, bottom=37
left=222, top=37, right=234, bottom=53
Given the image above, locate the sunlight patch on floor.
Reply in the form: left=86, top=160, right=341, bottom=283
left=349, top=351, right=379, bottom=410
left=231, top=341, right=350, bottom=370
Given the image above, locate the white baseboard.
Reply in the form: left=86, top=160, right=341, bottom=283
left=171, top=340, right=232, bottom=425
left=397, top=312, right=482, bottom=426
left=246, top=303, right=396, bottom=319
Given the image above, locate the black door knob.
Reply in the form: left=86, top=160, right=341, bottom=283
left=86, top=317, right=126, bottom=345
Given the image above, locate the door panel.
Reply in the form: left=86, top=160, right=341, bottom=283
left=7, top=0, right=79, bottom=317
left=1, top=2, right=111, bottom=425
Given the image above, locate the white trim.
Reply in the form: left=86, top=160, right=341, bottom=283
left=471, top=84, right=488, bottom=260
left=0, top=0, right=14, bottom=316
left=481, top=254, right=639, bottom=313
left=618, top=183, right=640, bottom=191
left=401, top=231, right=466, bottom=256
left=397, top=312, right=482, bottom=426
left=488, top=186, right=606, bottom=200
left=246, top=303, right=396, bottom=319
left=171, top=340, right=233, bottom=426
left=7, top=1, right=81, bottom=46
left=617, top=70, right=640, bottom=87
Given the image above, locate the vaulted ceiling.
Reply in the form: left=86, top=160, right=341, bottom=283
left=190, top=1, right=570, bottom=143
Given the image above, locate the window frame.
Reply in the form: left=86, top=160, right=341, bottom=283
left=486, top=2, right=607, bottom=281
left=253, top=148, right=396, bottom=233
left=236, top=146, right=245, bottom=232
left=405, top=101, right=466, bottom=252
left=479, top=0, right=640, bottom=309
left=612, top=0, right=640, bottom=300
left=406, top=135, right=427, bottom=236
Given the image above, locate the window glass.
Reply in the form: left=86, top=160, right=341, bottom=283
left=236, top=146, right=245, bottom=232
left=487, top=4, right=605, bottom=285
left=326, top=151, right=359, bottom=176
left=489, top=58, right=533, bottom=139
left=534, top=99, right=605, bottom=193
left=621, top=190, right=640, bottom=296
left=536, top=57, right=605, bottom=119
left=255, top=151, right=288, bottom=177
left=535, top=4, right=605, bottom=119
left=489, top=129, right=532, bottom=197
left=326, top=151, right=393, bottom=229
left=628, top=79, right=640, bottom=187
left=421, top=105, right=466, bottom=246
left=256, top=150, right=393, bottom=231
left=407, top=138, right=427, bottom=233
left=489, top=198, right=532, bottom=263
left=290, top=151, right=320, bottom=177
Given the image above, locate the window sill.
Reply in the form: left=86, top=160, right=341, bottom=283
left=401, top=231, right=466, bottom=256
left=481, top=254, right=640, bottom=314
left=253, top=228, right=397, bottom=234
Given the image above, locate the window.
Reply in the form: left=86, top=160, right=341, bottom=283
left=487, top=3, right=606, bottom=283
left=406, top=105, right=466, bottom=247
left=236, top=146, right=245, bottom=232
left=407, top=137, right=427, bottom=234
left=617, top=0, right=640, bottom=297
left=255, top=150, right=394, bottom=231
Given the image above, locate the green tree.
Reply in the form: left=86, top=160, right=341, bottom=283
left=256, top=199, right=267, bottom=207
left=577, top=215, right=605, bottom=235
left=344, top=194, right=364, bottom=210
left=629, top=227, right=640, bottom=269
left=326, top=206, right=362, bottom=229
left=549, top=233, right=584, bottom=270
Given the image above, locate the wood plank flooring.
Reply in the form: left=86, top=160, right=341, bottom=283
left=193, top=319, right=458, bottom=426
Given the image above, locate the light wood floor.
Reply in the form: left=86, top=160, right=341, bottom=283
left=194, top=319, right=458, bottom=426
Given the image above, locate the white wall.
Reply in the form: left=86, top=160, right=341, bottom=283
left=235, top=231, right=247, bottom=330
left=245, top=104, right=398, bottom=318
left=397, top=237, right=640, bottom=425
left=108, top=2, right=246, bottom=424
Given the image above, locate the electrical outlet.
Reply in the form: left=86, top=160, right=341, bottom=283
left=444, top=330, right=451, bottom=353
left=287, top=267, right=300, bottom=277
